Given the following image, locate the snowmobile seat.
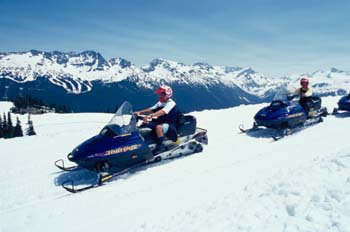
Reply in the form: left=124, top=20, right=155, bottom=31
left=138, top=125, right=178, bottom=144
left=139, top=127, right=156, bottom=144
left=138, top=115, right=197, bottom=144
left=177, top=115, right=197, bottom=137
left=300, top=96, right=322, bottom=114
left=309, top=96, right=322, bottom=110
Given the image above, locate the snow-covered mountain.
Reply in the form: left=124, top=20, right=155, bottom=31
left=0, top=50, right=269, bottom=112
left=0, top=50, right=276, bottom=96
left=288, top=68, right=350, bottom=96
left=141, top=59, right=281, bottom=97
left=1, top=50, right=349, bottom=112
left=1, top=97, right=349, bottom=232
left=0, top=50, right=148, bottom=94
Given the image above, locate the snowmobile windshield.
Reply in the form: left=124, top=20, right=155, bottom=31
left=102, top=101, right=137, bottom=136
left=273, top=86, right=298, bottom=102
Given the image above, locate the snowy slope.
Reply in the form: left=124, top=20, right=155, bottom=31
left=0, top=97, right=350, bottom=232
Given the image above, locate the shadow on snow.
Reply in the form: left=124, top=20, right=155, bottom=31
left=239, top=127, right=276, bottom=139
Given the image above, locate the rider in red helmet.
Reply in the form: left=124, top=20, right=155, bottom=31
left=295, top=77, right=313, bottom=117
left=298, top=78, right=313, bottom=97
left=134, top=85, right=180, bottom=154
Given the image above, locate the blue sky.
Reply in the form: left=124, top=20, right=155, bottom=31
left=0, top=0, right=349, bottom=77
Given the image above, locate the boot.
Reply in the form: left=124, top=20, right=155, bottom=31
left=153, top=136, right=166, bottom=155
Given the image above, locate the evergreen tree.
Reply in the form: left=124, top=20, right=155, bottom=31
left=26, top=114, right=36, bottom=136
left=7, top=111, right=14, bottom=138
left=2, top=112, right=8, bottom=138
left=2, top=112, right=6, bottom=127
left=0, top=114, right=3, bottom=138
left=12, top=95, right=72, bottom=114
left=14, top=117, right=23, bottom=137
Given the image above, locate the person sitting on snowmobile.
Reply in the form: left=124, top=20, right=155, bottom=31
left=134, top=85, right=181, bottom=154
left=294, top=77, right=313, bottom=117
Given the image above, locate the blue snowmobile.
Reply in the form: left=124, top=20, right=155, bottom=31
left=55, top=101, right=208, bottom=193
left=332, top=94, right=350, bottom=115
left=239, top=87, right=328, bottom=140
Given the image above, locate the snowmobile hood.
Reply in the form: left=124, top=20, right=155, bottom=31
left=338, top=95, right=350, bottom=111
left=69, top=134, right=111, bottom=161
left=69, top=101, right=140, bottom=162
left=338, top=95, right=350, bottom=104
left=254, top=99, right=306, bottom=129
left=69, top=131, right=143, bottom=162
left=255, top=100, right=294, bottom=120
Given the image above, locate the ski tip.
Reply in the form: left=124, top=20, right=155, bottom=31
left=238, top=124, right=246, bottom=133
left=62, top=180, right=76, bottom=193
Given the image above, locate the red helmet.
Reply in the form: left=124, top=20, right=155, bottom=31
left=155, top=85, right=173, bottom=102
left=300, top=77, right=309, bottom=86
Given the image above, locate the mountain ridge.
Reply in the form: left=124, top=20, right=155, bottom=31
left=0, top=50, right=273, bottom=96
left=1, top=50, right=349, bottom=112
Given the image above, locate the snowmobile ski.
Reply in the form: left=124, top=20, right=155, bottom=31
left=61, top=139, right=205, bottom=193
left=61, top=161, right=148, bottom=193
left=238, top=123, right=259, bottom=133
left=54, top=158, right=81, bottom=172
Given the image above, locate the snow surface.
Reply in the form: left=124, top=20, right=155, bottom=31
left=1, top=97, right=350, bottom=232
left=0, top=101, right=14, bottom=113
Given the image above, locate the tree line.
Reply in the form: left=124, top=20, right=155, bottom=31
left=0, top=112, right=36, bottom=139
left=11, top=95, right=72, bottom=113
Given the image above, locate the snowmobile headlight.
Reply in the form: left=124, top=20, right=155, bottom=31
left=67, top=153, right=74, bottom=161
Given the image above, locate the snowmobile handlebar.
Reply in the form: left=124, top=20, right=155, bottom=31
left=287, top=94, right=298, bottom=101
left=135, top=114, right=158, bottom=121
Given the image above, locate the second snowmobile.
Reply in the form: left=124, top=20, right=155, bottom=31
left=55, top=101, right=208, bottom=192
left=239, top=87, right=328, bottom=140
left=333, top=94, right=350, bottom=115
